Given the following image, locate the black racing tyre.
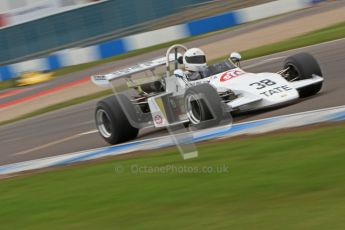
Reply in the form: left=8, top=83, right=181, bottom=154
left=95, top=95, right=139, bottom=145
left=284, top=52, right=323, bottom=98
left=184, top=84, right=229, bottom=129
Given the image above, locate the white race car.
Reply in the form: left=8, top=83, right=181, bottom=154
left=91, top=44, right=323, bottom=144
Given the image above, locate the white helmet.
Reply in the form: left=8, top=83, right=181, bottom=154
left=183, top=48, right=207, bottom=72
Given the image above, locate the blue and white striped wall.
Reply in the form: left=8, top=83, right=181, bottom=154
left=0, top=0, right=325, bottom=81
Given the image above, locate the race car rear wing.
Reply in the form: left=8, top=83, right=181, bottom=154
left=91, top=53, right=181, bottom=87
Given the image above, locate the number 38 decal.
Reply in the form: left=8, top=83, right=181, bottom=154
left=249, top=79, right=276, bottom=89
left=250, top=79, right=293, bottom=97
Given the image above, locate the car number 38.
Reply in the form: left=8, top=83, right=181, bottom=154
left=249, top=79, right=293, bottom=97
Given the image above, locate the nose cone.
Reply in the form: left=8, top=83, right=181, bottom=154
left=212, top=71, right=299, bottom=109
left=252, top=73, right=299, bottom=104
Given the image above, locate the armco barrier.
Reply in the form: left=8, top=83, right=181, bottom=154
left=0, top=105, right=344, bottom=175
left=0, top=0, right=325, bottom=81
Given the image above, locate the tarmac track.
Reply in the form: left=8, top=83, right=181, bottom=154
left=0, top=38, right=345, bottom=166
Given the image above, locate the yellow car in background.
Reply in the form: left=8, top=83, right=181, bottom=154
left=16, top=71, right=54, bottom=87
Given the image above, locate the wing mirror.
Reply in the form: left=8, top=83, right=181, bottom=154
left=230, top=52, right=242, bottom=67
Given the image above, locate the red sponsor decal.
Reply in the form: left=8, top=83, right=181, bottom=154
left=220, top=69, right=244, bottom=82
left=154, top=115, right=163, bottom=125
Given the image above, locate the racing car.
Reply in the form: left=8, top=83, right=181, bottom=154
left=16, top=71, right=53, bottom=86
left=91, top=44, right=323, bottom=145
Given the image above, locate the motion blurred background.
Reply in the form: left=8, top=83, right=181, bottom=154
left=2, top=2, right=345, bottom=228
left=0, top=0, right=274, bottom=77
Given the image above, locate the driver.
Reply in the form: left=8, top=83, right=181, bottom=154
left=183, top=48, right=207, bottom=81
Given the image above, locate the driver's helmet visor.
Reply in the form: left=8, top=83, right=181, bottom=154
left=185, top=55, right=206, bottom=64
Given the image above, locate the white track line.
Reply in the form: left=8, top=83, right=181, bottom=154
left=244, top=56, right=286, bottom=68
left=79, top=130, right=98, bottom=135
left=12, top=129, right=98, bottom=156
left=13, top=135, right=81, bottom=156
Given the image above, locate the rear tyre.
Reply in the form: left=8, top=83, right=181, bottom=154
left=284, top=52, right=323, bottom=98
left=95, top=95, right=139, bottom=145
left=184, top=84, right=228, bottom=129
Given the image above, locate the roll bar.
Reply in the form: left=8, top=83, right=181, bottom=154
left=165, top=44, right=188, bottom=78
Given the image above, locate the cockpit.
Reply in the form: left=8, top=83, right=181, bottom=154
left=188, top=59, right=238, bottom=80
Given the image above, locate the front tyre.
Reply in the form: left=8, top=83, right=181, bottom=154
left=184, top=84, right=229, bottom=129
left=95, top=95, right=139, bottom=145
left=284, top=52, right=323, bottom=98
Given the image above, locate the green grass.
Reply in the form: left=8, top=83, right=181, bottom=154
left=214, top=21, right=345, bottom=62
left=0, top=79, right=16, bottom=91
left=242, top=21, right=345, bottom=58
left=1, top=124, right=345, bottom=229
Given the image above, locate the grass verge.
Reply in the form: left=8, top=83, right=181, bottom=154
left=1, top=21, right=345, bottom=126
left=242, top=21, right=345, bottom=58
left=212, top=20, right=345, bottom=63
left=1, top=123, right=345, bottom=229
left=0, top=79, right=16, bottom=91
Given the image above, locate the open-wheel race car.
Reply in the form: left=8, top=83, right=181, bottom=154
left=91, top=44, right=323, bottom=145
